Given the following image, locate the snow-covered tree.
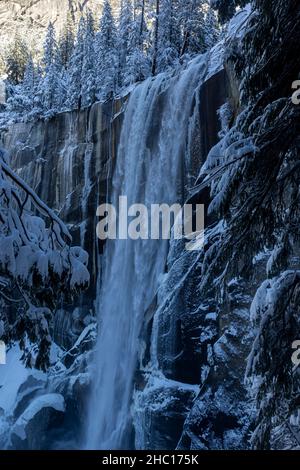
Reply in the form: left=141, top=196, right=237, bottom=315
left=204, top=5, right=220, bottom=50
left=95, top=0, right=118, bottom=100
left=121, top=0, right=152, bottom=85
left=43, top=22, right=57, bottom=74
left=66, top=16, right=86, bottom=110
left=133, top=0, right=148, bottom=48
left=123, top=19, right=151, bottom=85
left=179, top=0, right=206, bottom=56
left=1, top=0, right=223, bottom=117
left=0, top=148, right=89, bottom=370
left=58, top=13, right=75, bottom=69
left=5, top=34, right=29, bottom=85
left=156, top=0, right=180, bottom=73
left=22, top=57, right=36, bottom=99
left=195, top=0, right=300, bottom=449
left=40, top=22, right=65, bottom=115
left=6, top=56, right=40, bottom=116
left=81, top=11, right=96, bottom=108
left=118, top=0, right=134, bottom=88
left=151, top=0, right=160, bottom=75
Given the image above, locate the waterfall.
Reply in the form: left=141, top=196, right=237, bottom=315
left=86, top=54, right=209, bottom=450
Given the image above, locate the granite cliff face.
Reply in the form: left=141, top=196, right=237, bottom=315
left=1, top=98, right=124, bottom=348
left=0, top=0, right=119, bottom=72
left=0, top=97, right=125, bottom=449
left=0, top=46, right=254, bottom=450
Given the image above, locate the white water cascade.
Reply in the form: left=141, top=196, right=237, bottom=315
left=86, top=55, right=209, bottom=450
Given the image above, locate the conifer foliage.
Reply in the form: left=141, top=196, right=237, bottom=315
left=0, top=149, right=90, bottom=370
left=2, top=0, right=220, bottom=121
left=197, top=0, right=300, bottom=449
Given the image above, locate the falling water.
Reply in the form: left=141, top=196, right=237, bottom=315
left=86, top=55, right=209, bottom=450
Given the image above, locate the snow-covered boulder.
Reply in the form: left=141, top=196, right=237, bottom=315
left=10, top=394, right=65, bottom=450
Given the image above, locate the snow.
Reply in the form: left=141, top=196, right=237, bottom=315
left=72, top=323, right=96, bottom=351
left=205, top=312, right=217, bottom=321
left=206, top=41, right=225, bottom=80
left=247, top=271, right=300, bottom=381
left=0, top=347, right=29, bottom=414
left=197, top=122, right=258, bottom=215
left=0, top=1, right=223, bottom=124
left=12, top=393, right=65, bottom=441
left=0, top=345, right=45, bottom=415
left=266, top=244, right=285, bottom=277
left=250, top=279, right=271, bottom=322
left=252, top=250, right=270, bottom=265
left=226, top=4, right=253, bottom=40
left=205, top=4, right=253, bottom=80
left=0, top=2, right=263, bottom=451
left=144, top=372, right=200, bottom=397
left=69, top=247, right=90, bottom=289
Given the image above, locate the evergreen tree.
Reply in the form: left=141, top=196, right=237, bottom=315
left=22, top=56, right=35, bottom=98
left=204, top=5, right=220, bottom=50
left=0, top=148, right=89, bottom=370
left=58, top=13, right=75, bottom=69
left=118, top=0, right=134, bottom=88
left=6, top=56, right=43, bottom=118
left=40, top=22, right=65, bottom=115
left=133, top=0, right=147, bottom=47
left=124, top=9, right=151, bottom=86
left=81, top=11, right=96, bottom=108
left=179, top=0, right=206, bottom=56
left=151, top=0, right=160, bottom=75
left=5, top=34, right=29, bottom=84
left=95, top=0, right=118, bottom=100
left=157, top=0, right=180, bottom=73
left=21, top=56, right=41, bottom=114
left=66, top=16, right=86, bottom=110
left=194, top=0, right=300, bottom=449
left=2, top=0, right=225, bottom=116
left=43, top=22, right=56, bottom=73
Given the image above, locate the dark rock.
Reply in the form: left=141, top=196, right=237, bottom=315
left=0, top=99, right=125, bottom=348
left=10, top=394, right=65, bottom=450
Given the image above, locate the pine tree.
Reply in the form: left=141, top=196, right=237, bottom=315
left=20, top=56, right=41, bottom=115
left=204, top=5, right=220, bottom=50
left=58, top=13, right=75, bottom=69
left=133, top=0, right=147, bottom=47
left=157, top=0, right=180, bottom=73
left=6, top=56, right=33, bottom=114
left=150, top=0, right=160, bottom=75
left=194, top=0, right=300, bottom=449
left=118, top=0, right=134, bottom=88
left=6, top=56, right=43, bottom=118
left=2, top=0, right=225, bottom=117
left=22, top=56, right=35, bottom=97
left=0, top=148, right=89, bottom=370
left=66, top=16, right=86, bottom=110
left=43, top=22, right=56, bottom=73
left=40, top=23, right=64, bottom=115
left=81, top=11, right=96, bottom=108
left=124, top=11, right=151, bottom=85
left=179, top=0, right=206, bottom=57
left=95, top=0, right=118, bottom=100
left=5, top=34, right=29, bottom=84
